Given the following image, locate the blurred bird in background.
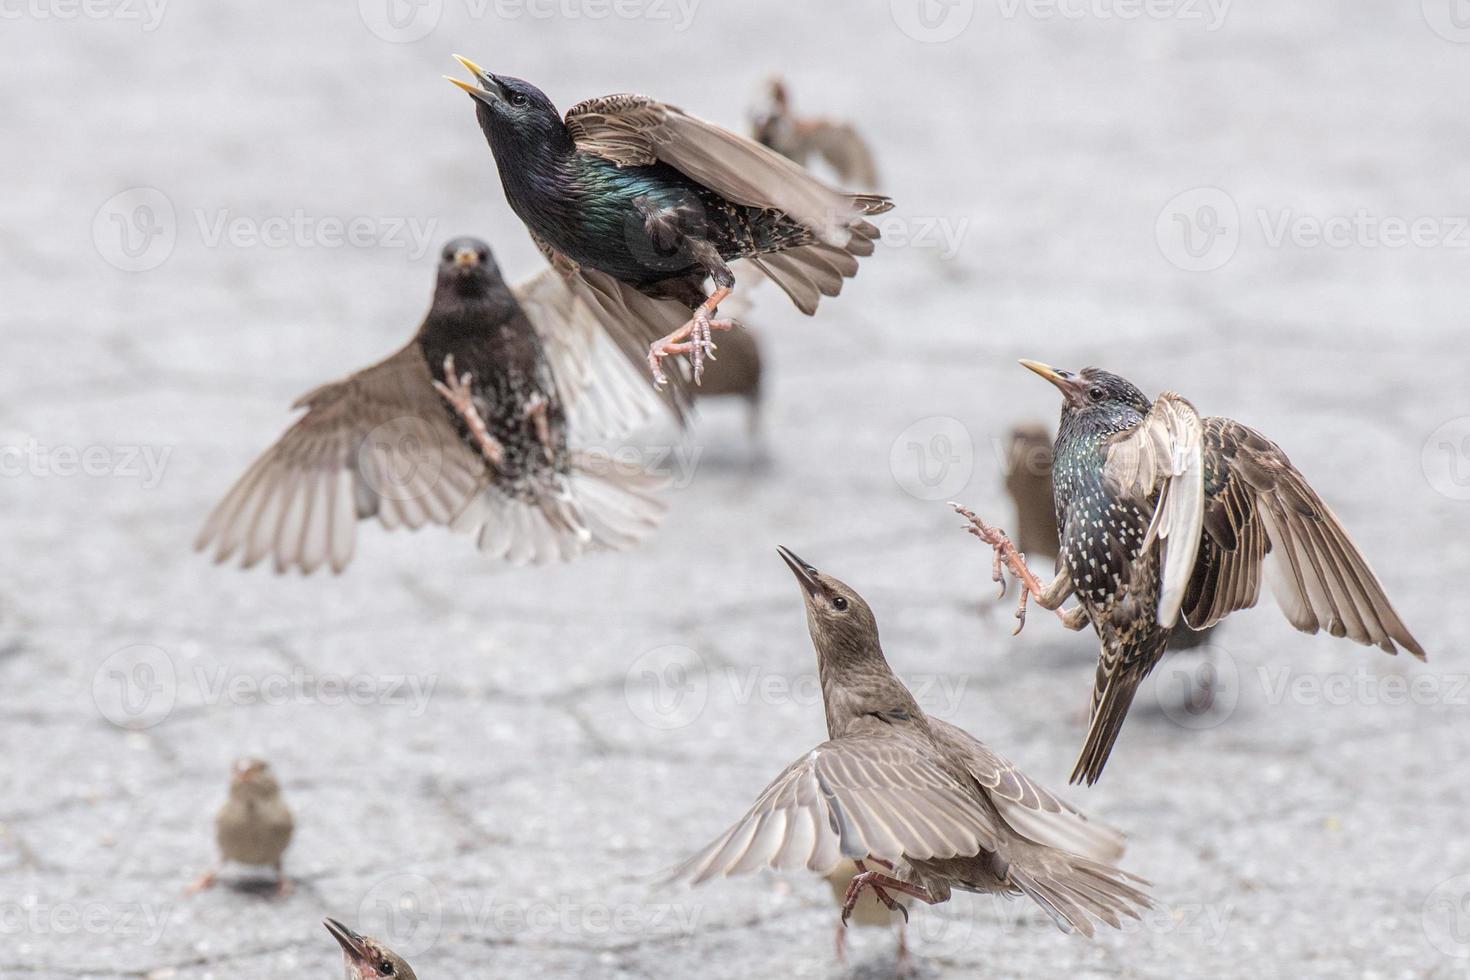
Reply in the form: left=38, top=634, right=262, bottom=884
left=957, top=361, right=1425, bottom=784
left=196, top=238, right=668, bottom=573
left=749, top=77, right=881, bottom=191
left=447, top=57, right=892, bottom=386
left=187, top=758, right=294, bottom=897
left=824, top=858, right=909, bottom=969
left=689, top=317, right=765, bottom=451
left=671, top=548, right=1151, bottom=942
left=324, top=917, right=418, bottom=980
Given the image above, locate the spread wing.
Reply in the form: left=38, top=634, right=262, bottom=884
left=926, top=718, right=1125, bottom=863
left=1101, top=392, right=1206, bottom=625
left=511, top=268, right=671, bottom=441
left=1180, top=418, right=1425, bottom=658
left=564, top=94, right=891, bottom=250
left=668, top=733, right=1001, bottom=885
left=195, top=345, right=484, bottom=574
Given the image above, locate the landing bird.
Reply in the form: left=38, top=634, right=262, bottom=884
left=196, top=238, right=667, bottom=573
left=324, top=917, right=418, bottom=980
left=187, top=758, right=294, bottom=897
left=955, top=361, right=1426, bottom=785
left=670, top=548, right=1152, bottom=938
left=446, top=57, right=892, bottom=386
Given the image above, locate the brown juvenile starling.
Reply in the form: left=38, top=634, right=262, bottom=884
left=690, top=320, right=763, bottom=445
left=956, top=361, right=1426, bottom=785
left=187, top=758, right=294, bottom=897
left=196, top=238, right=668, bottom=573
left=324, top=917, right=418, bottom=980
left=749, top=78, right=881, bottom=190
left=446, top=57, right=892, bottom=386
left=671, top=548, right=1152, bottom=937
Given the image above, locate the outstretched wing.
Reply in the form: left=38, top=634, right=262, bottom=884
left=668, top=733, right=1000, bottom=885
left=1101, top=391, right=1206, bottom=625
left=926, top=718, right=1125, bottom=862
left=1180, top=417, right=1424, bottom=657
left=564, top=94, right=891, bottom=249
left=195, top=345, right=484, bottom=574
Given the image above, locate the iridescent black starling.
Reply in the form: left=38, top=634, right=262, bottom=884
left=956, top=361, right=1426, bottom=785
left=187, top=758, right=294, bottom=897
left=196, top=238, right=666, bottom=573
left=324, top=918, right=418, bottom=980
left=447, top=57, right=892, bottom=386
left=671, top=548, right=1152, bottom=937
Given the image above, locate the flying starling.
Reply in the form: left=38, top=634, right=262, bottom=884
left=324, top=917, right=418, bottom=980
left=446, top=57, right=892, bottom=386
left=670, top=548, right=1152, bottom=937
left=955, top=361, right=1426, bottom=785
left=196, top=237, right=668, bottom=574
left=187, top=758, right=294, bottom=897
left=750, top=77, right=881, bottom=191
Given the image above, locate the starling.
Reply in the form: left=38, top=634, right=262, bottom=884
left=324, top=917, right=418, bottom=980
left=187, top=758, right=294, bottom=897
left=671, top=548, right=1152, bottom=937
left=690, top=320, right=763, bottom=446
left=823, top=858, right=907, bottom=967
left=955, top=361, right=1426, bottom=785
left=196, top=237, right=668, bottom=574
left=750, top=77, right=881, bottom=190
left=446, top=57, right=892, bottom=386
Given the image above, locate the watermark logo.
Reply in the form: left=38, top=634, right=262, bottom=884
left=891, top=0, right=975, bottom=42
left=0, top=0, right=169, bottom=30
left=359, top=873, right=443, bottom=957
left=359, top=0, right=442, bottom=42
left=357, top=417, right=447, bottom=503
left=1424, top=874, right=1470, bottom=958
left=874, top=214, right=971, bottom=260
left=1423, top=417, right=1470, bottom=501
left=0, top=440, right=172, bottom=488
left=1422, top=0, right=1470, bottom=42
left=1151, top=642, right=1239, bottom=729
left=890, top=416, right=974, bottom=501
left=92, top=644, right=177, bottom=731
left=93, top=187, right=176, bottom=273
left=995, top=0, right=1230, bottom=30
left=624, top=645, right=708, bottom=730
left=1155, top=187, right=1240, bottom=273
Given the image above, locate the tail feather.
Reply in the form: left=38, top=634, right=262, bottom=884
left=1070, top=662, right=1149, bottom=786
left=1010, top=851, right=1152, bottom=937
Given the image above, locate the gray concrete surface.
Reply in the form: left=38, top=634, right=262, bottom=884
left=4, top=1, right=1470, bottom=977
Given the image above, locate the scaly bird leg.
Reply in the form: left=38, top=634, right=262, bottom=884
left=525, top=393, right=554, bottom=463
left=951, top=502, right=1073, bottom=636
left=433, top=354, right=505, bottom=469
left=273, top=861, right=293, bottom=899
left=647, top=286, right=735, bottom=387
left=840, top=861, right=935, bottom=927
left=184, top=867, right=218, bottom=896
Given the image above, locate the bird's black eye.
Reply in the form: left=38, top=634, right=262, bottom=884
left=380, top=961, right=395, bottom=976
left=509, top=92, right=529, bottom=107
left=1088, top=386, right=1105, bottom=401
left=832, top=596, right=849, bottom=611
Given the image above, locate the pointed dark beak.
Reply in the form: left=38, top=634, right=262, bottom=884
left=323, top=918, right=369, bottom=963
left=447, top=54, right=505, bottom=107
left=778, top=546, right=821, bottom=598
left=1019, top=359, right=1089, bottom=408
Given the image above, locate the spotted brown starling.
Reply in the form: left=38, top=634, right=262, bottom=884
left=324, top=918, right=418, bottom=980
left=187, top=758, right=294, bottom=897
left=196, top=238, right=668, bottom=573
left=670, top=548, right=1152, bottom=937
left=446, top=57, right=892, bottom=386
left=749, top=77, right=881, bottom=190
left=956, top=361, right=1426, bottom=785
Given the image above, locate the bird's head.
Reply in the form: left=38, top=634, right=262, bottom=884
left=434, top=237, right=504, bottom=298
left=1019, top=360, right=1151, bottom=421
left=447, top=57, right=568, bottom=154
left=324, top=918, right=417, bottom=980
left=777, top=547, right=882, bottom=664
left=227, top=758, right=281, bottom=802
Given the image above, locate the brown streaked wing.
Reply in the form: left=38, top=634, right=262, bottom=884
left=667, top=734, right=1000, bottom=886
left=1181, top=417, right=1425, bottom=658
left=195, top=344, right=484, bottom=575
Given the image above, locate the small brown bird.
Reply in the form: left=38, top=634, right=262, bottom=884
left=750, top=78, right=881, bottom=191
left=824, top=858, right=908, bottom=967
left=690, top=320, right=763, bottom=444
left=197, top=238, right=668, bottom=573
left=958, top=361, right=1426, bottom=784
left=671, top=548, right=1152, bottom=939
left=187, top=758, right=294, bottom=897
left=324, top=917, right=418, bottom=980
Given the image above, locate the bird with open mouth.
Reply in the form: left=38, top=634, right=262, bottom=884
left=446, top=56, right=892, bottom=388
left=954, top=360, right=1426, bottom=785
left=323, top=917, right=418, bottom=980
left=669, top=547, right=1152, bottom=939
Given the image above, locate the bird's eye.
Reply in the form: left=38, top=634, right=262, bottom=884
left=1088, top=386, right=1105, bottom=401
left=509, top=92, right=529, bottom=107
left=380, top=961, right=395, bottom=976
left=832, top=596, right=849, bottom=611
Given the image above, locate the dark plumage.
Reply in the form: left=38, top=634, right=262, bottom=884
left=958, top=361, right=1426, bottom=785
left=324, top=918, right=418, bottom=980
left=671, top=548, right=1152, bottom=938
left=196, top=237, right=666, bottom=572
left=448, top=57, right=891, bottom=386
